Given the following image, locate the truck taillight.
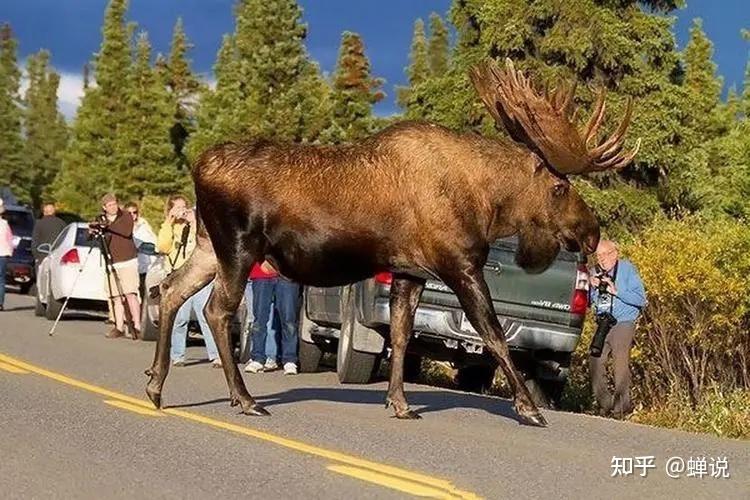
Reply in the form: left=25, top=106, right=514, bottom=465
left=571, top=264, right=589, bottom=315
left=374, top=272, right=393, bottom=285
left=61, top=248, right=80, bottom=265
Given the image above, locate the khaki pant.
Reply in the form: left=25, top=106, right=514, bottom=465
left=589, top=321, right=636, bottom=416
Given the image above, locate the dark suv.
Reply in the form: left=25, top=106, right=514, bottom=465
left=298, top=237, right=589, bottom=407
left=4, top=202, right=36, bottom=294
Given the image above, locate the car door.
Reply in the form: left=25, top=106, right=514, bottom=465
left=48, top=225, right=74, bottom=299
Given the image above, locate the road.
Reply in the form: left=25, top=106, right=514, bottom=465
left=0, top=292, right=747, bottom=499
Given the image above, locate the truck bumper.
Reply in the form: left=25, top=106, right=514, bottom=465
left=364, top=297, right=580, bottom=354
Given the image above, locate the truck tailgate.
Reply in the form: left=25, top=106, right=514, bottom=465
left=421, top=239, right=581, bottom=327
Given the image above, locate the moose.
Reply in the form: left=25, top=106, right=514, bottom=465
left=145, top=59, right=639, bottom=427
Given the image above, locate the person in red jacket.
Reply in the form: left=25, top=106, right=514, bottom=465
left=244, top=260, right=301, bottom=375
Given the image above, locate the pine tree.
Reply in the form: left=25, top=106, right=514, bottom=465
left=116, top=33, right=184, bottom=201
left=325, top=31, right=384, bottom=143
left=428, top=13, right=450, bottom=77
left=165, top=18, right=203, bottom=168
left=0, top=24, right=24, bottom=198
left=188, top=34, right=244, bottom=159
left=23, top=50, right=68, bottom=208
left=741, top=29, right=750, bottom=117
left=189, top=0, right=331, bottom=158
left=683, top=19, right=724, bottom=135
left=53, top=0, right=132, bottom=216
left=396, top=19, right=429, bottom=110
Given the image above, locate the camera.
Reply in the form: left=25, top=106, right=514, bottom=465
left=88, top=214, right=109, bottom=237
left=594, top=266, right=611, bottom=295
left=589, top=311, right=617, bottom=357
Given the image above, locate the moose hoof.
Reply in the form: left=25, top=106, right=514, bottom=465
left=518, top=412, right=547, bottom=427
left=394, top=408, right=422, bottom=420
left=146, top=388, right=162, bottom=409
left=144, top=367, right=153, bottom=377
left=242, top=404, right=270, bottom=417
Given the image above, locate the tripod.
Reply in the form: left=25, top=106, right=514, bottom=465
left=47, top=244, right=97, bottom=336
left=95, top=230, right=138, bottom=340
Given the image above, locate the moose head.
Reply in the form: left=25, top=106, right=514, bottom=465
left=470, top=59, right=641, bottom=273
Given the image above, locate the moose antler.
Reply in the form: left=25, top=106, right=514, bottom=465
left=469, top=58, right=641, bottom=175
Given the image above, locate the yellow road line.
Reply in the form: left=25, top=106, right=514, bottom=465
left=104, top=399, right=166, bottom=417
left=328, top=465, right=460, bottom=499
left=0, top=360, right=29, bottom=374
left=0, top=352, right=480, bottom=500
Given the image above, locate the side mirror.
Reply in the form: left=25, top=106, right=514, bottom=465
left=138, top=242, right=156, bottom=256
left=37, top=243, right=51, bottom=255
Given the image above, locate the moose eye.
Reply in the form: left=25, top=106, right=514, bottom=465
left=553, top=183, right=569, bottom=197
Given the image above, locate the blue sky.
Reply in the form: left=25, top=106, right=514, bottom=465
left=1, top=1, right=748, bottom=118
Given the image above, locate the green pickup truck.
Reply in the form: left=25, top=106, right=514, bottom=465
left=298, top=237, right=590, bottom=407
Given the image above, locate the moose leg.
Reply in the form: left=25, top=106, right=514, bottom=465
left=146, top=243, right=216, bottom=409
left=204, top=260, right=269, bottom=416
left=385, top=275, right=425, bottom=419
left=442, top=266, right=547, bottom=427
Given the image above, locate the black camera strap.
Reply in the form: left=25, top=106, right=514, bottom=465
left=597, top=261, right=619, bottom=315
left=167, top=222, right=191, bottom=272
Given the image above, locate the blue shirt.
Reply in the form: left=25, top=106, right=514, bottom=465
left=590, top=259, right=646, bottom=323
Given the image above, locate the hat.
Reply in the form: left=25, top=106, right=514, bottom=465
left=0, top=198, right=5, bottom=214
left=100, top=192, right=117, bottom=205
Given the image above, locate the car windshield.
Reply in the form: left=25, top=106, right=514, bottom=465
left=74, top=227, right=98, bottom=248
left=5, top=209, right=34, bottom=237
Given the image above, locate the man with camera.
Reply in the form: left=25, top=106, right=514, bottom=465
left=588, top=240, right=646, bottom=418
left=95, top=193, right=142, bottom=339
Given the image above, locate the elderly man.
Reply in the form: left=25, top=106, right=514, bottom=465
left=588, top=240, right=646, bottom=418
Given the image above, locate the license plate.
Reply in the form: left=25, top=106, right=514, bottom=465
left=460, top=314, right=477, bottom=334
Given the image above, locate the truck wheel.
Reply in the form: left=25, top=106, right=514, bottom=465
left=525, top=378, right=565, bottom=410
left=403, top=353, right=423, bottom=382
left=298, top=307, right=323, bottom=372
left=456, top=364, right=495, bottom=393
left=237, top=310, right=252, bottom=364
left=337, top=286, right=379, bottom=384
left=34, top=289, right=46, bottom=317
left=139, top=293, right=159, bottom=341
left=44, top=284, right=63, bottom=321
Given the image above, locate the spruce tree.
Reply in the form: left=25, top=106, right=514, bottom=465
left=428, top=13, right=450, bottom=77
left=188, top=34, right=244, bottom=159
left=325, top=31, right=384, bottom=143
left=741, top=29, right=750, bottom=117
left=396, top=19, right=429, bottom=111
left=189, top=0, right=331, bottom=158
left=683, top=19, right=724, bottom=136
left=0, top=24, right=24, bottom=198
left=54, top=0, right=132, bottom=215
left=23, top=50, right=68, bottom=208
left=165, top=18, right=203, bottom=168
left=116, top=33, right=183, bottom=201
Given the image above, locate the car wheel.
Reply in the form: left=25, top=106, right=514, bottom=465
left=298, top=308, right=323, bottom=373
left=336, top=286, right=379, bottom=384
left=139, top=292, right=159, bottom=341
left=34, top=289, right=46, bottom=317
left=44, top=283, right=63, bottom=321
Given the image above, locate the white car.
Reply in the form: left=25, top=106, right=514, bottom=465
left=35, top=222, right=109, bottom=320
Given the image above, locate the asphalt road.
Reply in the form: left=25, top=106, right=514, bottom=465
left=0, top=292, right=748, bottom=499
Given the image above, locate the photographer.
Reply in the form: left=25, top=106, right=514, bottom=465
left=588, top=240, right=646, bottom=418
left=96, top=193, right=141, bottom=339
left=157, top=195, right=220, bottom=368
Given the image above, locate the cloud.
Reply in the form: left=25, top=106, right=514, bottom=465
left=56, top=71, right=85, bottom=121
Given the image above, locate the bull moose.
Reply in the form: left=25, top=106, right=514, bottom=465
left=145, top=59, right=639, bottom=427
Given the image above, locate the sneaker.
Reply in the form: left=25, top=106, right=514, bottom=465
left=172, top=358, right=186, bottom=367
left=283, top=362, right=298, bottom=375
left=105, top=327, right=124, bottom=339
left=211, top=358, right=222, bottom=368
left=264, top=358, right=279, bottom=371
left=244, top=361, right=264, bottom=373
